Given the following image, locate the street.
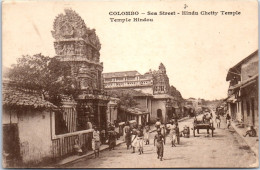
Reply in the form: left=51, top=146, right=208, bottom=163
left=59, top=113, right=258, bottom=168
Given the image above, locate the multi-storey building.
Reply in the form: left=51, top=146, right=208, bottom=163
left=103, top=63, right=170, bottom=95
left=103, top=63, right=179, bottom=123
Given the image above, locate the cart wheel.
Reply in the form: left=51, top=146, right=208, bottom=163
left=193, top=128, right=195, bottom=137
left=212, top=129, right=214, bottom=137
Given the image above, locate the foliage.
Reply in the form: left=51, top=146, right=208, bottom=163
left=117, top=93, right=139, bottom=108
left=8, top=54, right=80, bottom=106
left=9, top=54, right=50, bottom=91
left=106, top=89, right=139, bottom=108
left=169, top=85, right=183, bottom=101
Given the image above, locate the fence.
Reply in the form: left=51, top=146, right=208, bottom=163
left=52, top=129, right=93, bottom=159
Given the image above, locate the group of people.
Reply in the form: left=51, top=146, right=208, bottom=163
left=124, top=122, right=149, bottom=155
left=155, top=118, right=180, bottom=161
left=73, top=124, right=119, bottom=159
left=215, top=113, right=230, bottom=129
left=123, top=118, right=180, bottom=161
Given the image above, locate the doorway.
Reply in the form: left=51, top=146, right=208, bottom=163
left=157, top=109, right=162, bottom=121
left=3, top=124, right=21, bottom=166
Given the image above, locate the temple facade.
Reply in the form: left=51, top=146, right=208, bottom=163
left=52, top=9, right=109, bottom=131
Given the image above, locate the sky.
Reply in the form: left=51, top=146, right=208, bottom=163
left=2, top=0, right=258, bottom=100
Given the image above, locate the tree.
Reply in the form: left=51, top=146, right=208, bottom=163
left=117, top=93, right=138, bottom=108
left=106, top=89, right=139, bottom=108
left=8, top=54, right=80, bottom=106
left=169, top=85, right=183, bottom=101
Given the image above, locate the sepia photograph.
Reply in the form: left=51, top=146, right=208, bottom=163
left=2, top=0, right=259, bottom=168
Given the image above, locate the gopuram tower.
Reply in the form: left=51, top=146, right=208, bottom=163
left=52, top=9, right=109, bottom=131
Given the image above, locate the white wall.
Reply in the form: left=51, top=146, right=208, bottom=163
left=18, top=110, right=53, bottom=164
left=151, top=100, right=166, bottom=123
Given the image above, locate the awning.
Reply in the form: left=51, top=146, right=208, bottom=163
left=229, top=83, right=241, bottom=90
left=153, top=94, right=175, bottom=99
left=120, top=106, right=149, bottom=115
left=241, top=78, right=257, bottom=89
left=227, top=95, right=237, bottom=103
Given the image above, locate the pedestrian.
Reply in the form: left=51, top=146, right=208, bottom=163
left=202, top=113, right=207, bottom=123
left=108, top=126, right=117, bottom=151
left=160, top=125, right=166, bottom=144
left=155, top=118, right=161, bottom=129
left=108, top=123, right=112, bottom=131
left=226, top=114, right=231, bottom=129
left=215, top=114, right=221, bottom=128
left=86, top=117, right=92, bottom=129
left=169, top=121, right=177, bottom=147
left=100, top=129, right=106, bottom=144
left=209, top=117, right=213, bottom=127
left=243, top=126, right=257, bottom=137
left=131, top=127, right=138, bottom=153
left=124, top=121, right=131, bottom=149
left=136, top=125, right=144, bottom=155
left=144, top=125, right=150, bottom=145
left=182, top=125, right=190, bottom=137
left=73, top=138, right=83, bottom=156
left=154, top=128, right=164, bottom=161
left=92, top=126, right=101, bottom=158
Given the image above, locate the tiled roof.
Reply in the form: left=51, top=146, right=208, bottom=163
left=2, top=86, right=57, bottom=109
left=103, top=71, right=140, bottom=78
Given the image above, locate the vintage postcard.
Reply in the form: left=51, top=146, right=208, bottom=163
left=2, top=0, right=258, bottom=168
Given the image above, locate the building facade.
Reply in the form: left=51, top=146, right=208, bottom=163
left=104, top=63, right=180, bottom=124
left=226, top=50, right=258, bottom=129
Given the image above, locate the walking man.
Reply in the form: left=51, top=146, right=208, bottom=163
left=169, top=121, right=177, bottom=147
left=226, top=114, right=231, bottom=129
left=155, top=118, right=161, bottom=129
left=131, top=127, right=138, bottom=153
left=144, top=125, right=150, bottom=145
left=154, top=128, right=164, bottom=161
left=124, top=121, right=131, bottom=149
left=215, top=114, right=221, bottom=128
left=137, top=125, right=144, bottom=155
left=108, top=126, right=117, bottom=151
left=92, top=126, right=101, bottom=158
